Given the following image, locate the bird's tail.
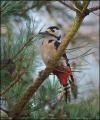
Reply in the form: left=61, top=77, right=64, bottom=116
left=64, top=55, right=78, bottom=99
left=70, top=78, right=78, bottom=99
left=64, top=84, right=71, bottom=103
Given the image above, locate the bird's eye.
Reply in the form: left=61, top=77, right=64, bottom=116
left=47, top=29, right=55, bottom=33
left=51, top=29, right=55, bottom=32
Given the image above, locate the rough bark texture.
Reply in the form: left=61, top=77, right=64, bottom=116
left=9, top=1, right=92, bottom=119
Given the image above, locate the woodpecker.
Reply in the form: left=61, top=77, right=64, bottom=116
left=39, top=26, right=77, bottom=102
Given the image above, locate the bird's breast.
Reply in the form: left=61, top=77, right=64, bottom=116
left=40, top=39, right=67, bottom=67
left=41, top=41, right=57, bottom=65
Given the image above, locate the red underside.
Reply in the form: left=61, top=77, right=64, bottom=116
left=53, top=66, right=72, bottom=86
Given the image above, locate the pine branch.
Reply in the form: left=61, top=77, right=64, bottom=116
left=8, top=2, right=90, bottom=119
left=0, top=70, right=25, bottom=96
left=69, top=51, right=95, bottom=60
left=0, top=35, right=35, bottom=70
left=45, top=92, right=64, bottom=119
left=12, top=35, right=34, bottom=60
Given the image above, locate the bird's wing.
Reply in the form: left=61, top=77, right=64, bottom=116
left=54, top=41, right=77, bottom=99
left=54, top=41, right=69, bottom=64
left=54, top=40, right=61, bottom=50
left=54, top=40, right=75, bottom=82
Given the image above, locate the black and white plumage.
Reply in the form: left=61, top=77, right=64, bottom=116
left=39, top=26, right=77, bottom=102
left=40, top=26, right=67, bottom=66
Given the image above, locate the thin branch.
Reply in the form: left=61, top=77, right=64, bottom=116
left=92, top=11, right=99, bottom=17
left=8, top=3, right=89, bottom=119
left=82, top=4, right=100, bottom=17
left=71, top=1, right=83, bottom=10
left=88, top=6, right=100, bottom=12
left=69, top=47, right=94, bottom=60
left=0, top=35, right=35, bottom=70
left=69, top=51, right=95, bottom=60
left=81, top=5, right=100, bottom=17
left=66, top=43, right=92, bottom=52
left=12, top=35, right=35, bottom=60
left=80, top=0, right=90, bottom=17
left=0, top=70, right=25, bottom=96
left=59, top=0, right=98, bottom=18
left=59, top=0, right=100, bottom=16
left=58, top=0, right=79, bottom=12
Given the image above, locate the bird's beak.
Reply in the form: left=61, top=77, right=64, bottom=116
left=38, top=32, right=46, bottom=35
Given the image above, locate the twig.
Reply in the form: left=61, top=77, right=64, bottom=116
left=72, top=1, right=83, bottom=10
left=69, top=49, right=95, bottom=60
left=12, top=35, right=34, bottom=60
left=0, top=70, right=25, bottom=96
left=58, top=0, right=80, bottom=13
left=59, top=1, right=100, bottom=16
left=88, top=6, right=100, bottom=13
left=66, top=43, right=92, bottom=53
left=92, top=11, right=99, bottom=17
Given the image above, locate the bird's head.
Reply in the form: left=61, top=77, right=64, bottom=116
left=39, top=26, right=61, bottom=40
